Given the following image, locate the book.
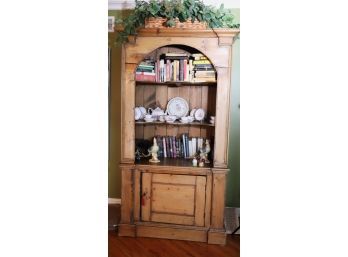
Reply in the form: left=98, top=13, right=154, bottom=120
left=192, top=137, right=197, bottom=156
left=135, top=72, right=156, bottom=82
left=193, top=60, right=211, bottom=65
left=176, top=139, right=180, bottom=158
left=182, top=134, right=186, bottom=158
left=185, top=134, right=189, bottom=158
left=165, top=53, right=189, bottom=57
left=172, top=136, right=176, bottom=158
left=163, top=137, right=167, bottom=158
left=188, top=140, right=192, bottom=157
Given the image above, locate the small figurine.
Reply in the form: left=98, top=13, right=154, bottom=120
left=199, top=159, right=205, bottom=167
left=148, top=137, right=160, bottom=163
left=135, top=148, right=142, bottom=161
left=199, top=139, right=211, bottom=164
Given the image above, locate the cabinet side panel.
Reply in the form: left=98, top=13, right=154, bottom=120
left=120, top=168, right=133, bottom=223
left=211, top=173, right=226, bottom=228
left=214, top=64, right=232, bottom=167
left=121, top=60, right=136, bottom=162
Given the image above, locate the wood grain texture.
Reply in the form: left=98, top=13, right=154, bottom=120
left=208, top=230, right=227, bottom=245
left=136, top=225, right=207, bottom=242
left=110, top=231, right=240, bottom=257
left=194, top=176, right=206, bottom=227
left=151, top=213, right=195, bottom=225
left=152, top=173, right=196, bottom=185
left=211, top=172, right=226, bottom=229
left=204, top=172, right=212, bottom=227
left=213, top=66, right=231, bottom=168
left=118, top=224, right=136, bottom=237
left=134, top=169, right=141, bottom=221
left=141, top=172, right=152, bottom=221
left=120, top=168, right=133, bottom=223
left=151, top=183, right=195, bottom=215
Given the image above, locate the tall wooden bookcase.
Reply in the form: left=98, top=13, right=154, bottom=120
left=118, top=28, right=239, bottom=245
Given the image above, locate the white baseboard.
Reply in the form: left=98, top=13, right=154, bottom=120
left=108, top=198, right=121, bottom=204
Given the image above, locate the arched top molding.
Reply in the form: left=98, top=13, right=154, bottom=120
left=122, top=28, right=239, bottom=68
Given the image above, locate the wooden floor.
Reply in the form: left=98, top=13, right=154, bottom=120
left=109, top=231, right=239, bottom=257
left=108, top=204, right=240, bottom=257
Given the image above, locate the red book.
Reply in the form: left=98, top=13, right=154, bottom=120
left=135, top=72, right=156, bottom=82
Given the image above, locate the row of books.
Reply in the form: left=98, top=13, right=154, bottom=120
left=135, top=53, right=216, bottom=83
left=135, top=59, right=156, bottom=82
left=192, top=53, right=216, bottom=82
left=155, top=135, right=207, bottom=159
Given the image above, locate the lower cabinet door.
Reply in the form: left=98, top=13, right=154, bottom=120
left=141, top=173, right=206, bottom=226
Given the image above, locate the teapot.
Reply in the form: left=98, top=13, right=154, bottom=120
left=148, top=107, right=167, bottom=117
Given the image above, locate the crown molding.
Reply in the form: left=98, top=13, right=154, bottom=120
left=109, top=0, right=135, bottom=10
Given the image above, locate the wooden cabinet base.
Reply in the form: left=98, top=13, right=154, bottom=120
left=136, top=223, right=207, bottom=242
left=207, top=229, right=227, bottom=245
left=118, top=224, right=136, bottom=237
left=118, top=223, right=227, bottom=245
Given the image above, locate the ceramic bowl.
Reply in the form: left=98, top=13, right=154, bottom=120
left=145, top=114, right=153, bottom=119
left=165, top=115, right=177, bottom=122
left=144, top=118, right=155, bottom=122
left=187, top=116, right=195, bottom=123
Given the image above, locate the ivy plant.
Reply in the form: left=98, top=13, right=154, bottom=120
left=116, top=0, right=240, bottom=43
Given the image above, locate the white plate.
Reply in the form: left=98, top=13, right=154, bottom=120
left=134, top=107, right=141, bottom=120
left=194, top=108, right=205, bottom=121
left=139, top=106, right=146, bottom=118
left=166, top=97, right=189, bottom=118
left=190, top=109, right=197, bottom=117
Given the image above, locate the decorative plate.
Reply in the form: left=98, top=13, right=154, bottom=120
left=134, top=107, right=141, bottom=120
left=166, top=97, right=189, bottom=118
left=139, top=106, right=146, bottom=118
left=190, top=108, right=197, bottom=117
left=194, top=108, right=205, bottom=121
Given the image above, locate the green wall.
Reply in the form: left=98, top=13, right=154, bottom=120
left=108, top=9, right=240, bottom=207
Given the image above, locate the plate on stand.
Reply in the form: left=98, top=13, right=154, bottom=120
left=166, top=97, right=189, bottom=118
left=194, top=108, right=205, bottom=121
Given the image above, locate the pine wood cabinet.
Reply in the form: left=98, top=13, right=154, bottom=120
left=118, top=28, right=239, bottom=244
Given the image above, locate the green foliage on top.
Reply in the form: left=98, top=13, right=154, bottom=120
left=115, top=0, right=240, bottom=43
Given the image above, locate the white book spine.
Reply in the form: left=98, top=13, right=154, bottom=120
left=192, top=138, right=196, bottom=156
left=189, top=140, right=192, bottom=157
left=163, top=137, right=167, bottom=158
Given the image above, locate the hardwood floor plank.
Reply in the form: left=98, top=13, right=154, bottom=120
left=109, top=231, right=239, bottom=257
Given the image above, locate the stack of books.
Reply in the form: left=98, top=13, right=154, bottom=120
left=192, top=53, right=216, bottom=82
left=156, top=53, right=192, bottom=82
left=135, top=59, right=156, bottom=82
left=155, top=134, right=207, bottom=159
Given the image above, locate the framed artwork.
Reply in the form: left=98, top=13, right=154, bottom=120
left=108, top=16, right=115, bottom=32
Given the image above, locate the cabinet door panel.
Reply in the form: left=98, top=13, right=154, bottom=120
left=141, top=172, right=152, bottom=222
left=141, top=173, right=206, bottom=226
left=152, top=183, right=195, bottom=215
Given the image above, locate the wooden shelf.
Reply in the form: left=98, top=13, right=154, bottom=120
left=136, top=81, right=216, bottom=87
left=135, top=121, right=215, bottom=127
left=135, top=157, right=213, bottom=169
